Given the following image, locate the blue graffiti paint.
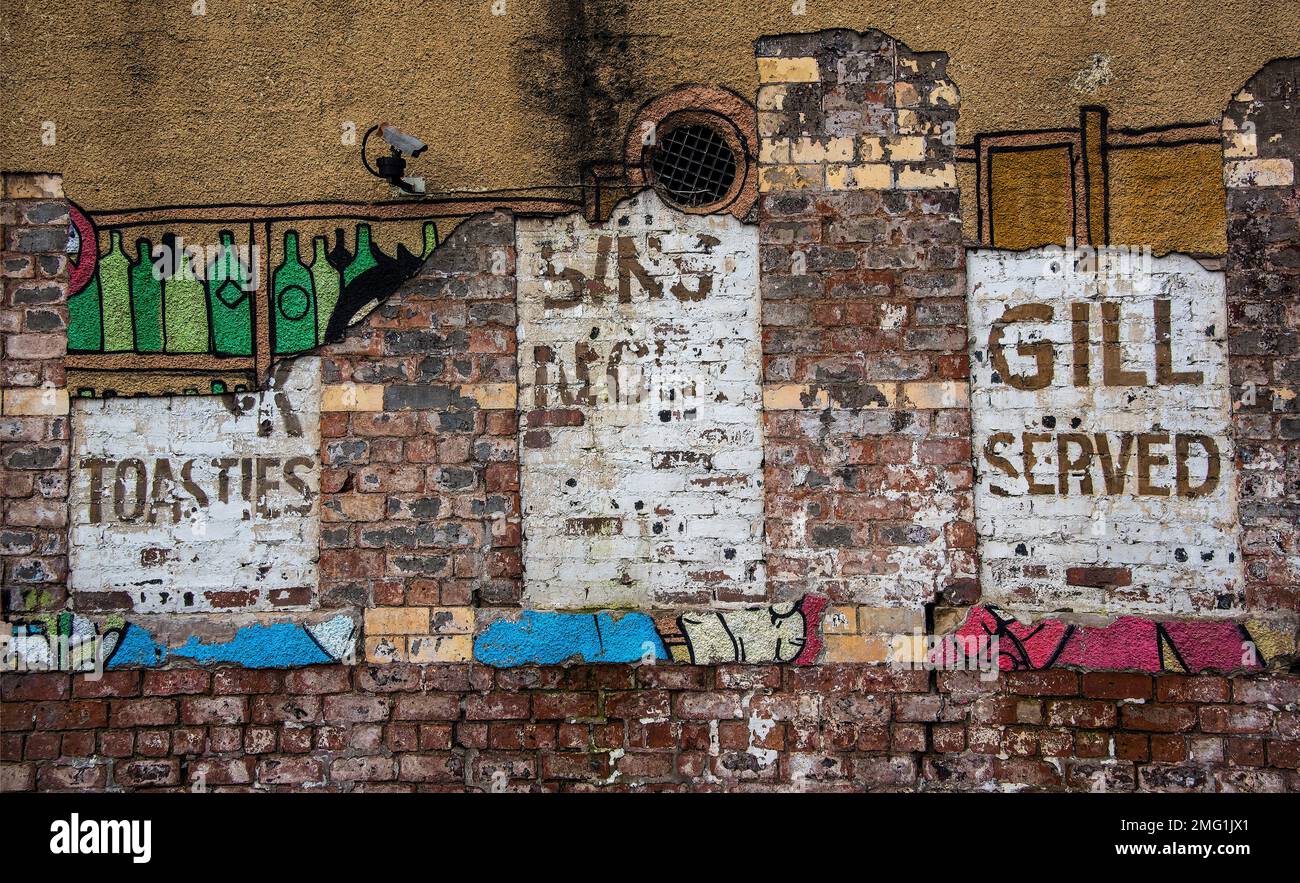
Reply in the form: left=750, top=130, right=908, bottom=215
left=473, top=610, right=668, bottom=667
left=108, top=621, right=338, bottom=669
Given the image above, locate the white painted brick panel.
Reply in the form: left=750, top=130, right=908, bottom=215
left=517, top=192, right=764, bottom=609
left=968, top=249, right=1243, bottom=615
left=69, top=358, right=321, bottom=612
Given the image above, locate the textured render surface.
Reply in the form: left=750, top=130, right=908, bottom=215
left=968, top=249, right=1243, bottom=615
left=1107, top=143, right=1228, bottom=257
left=517, top=191, right=764, bottom=609
left=2, top=1, right=1297, bottom=208
left=68, top=358, right=322, bottom=612
left=986, top=147, right=1075, bottom=251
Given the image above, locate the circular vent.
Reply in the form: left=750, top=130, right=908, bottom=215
left=649, top=123, right=738, bottom=209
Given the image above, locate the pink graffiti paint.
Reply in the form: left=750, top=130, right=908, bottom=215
left=937, top=605, right=1070, bottom=670
left=1054, top=617, right=1161, bottom=671
left=67, top=203, right=97, bottom=295
left=795, top=594, right=828, bottom=666
left=1161, top=619, right=1256, bottom=671
left=943, top=606, right=1261, bottom=673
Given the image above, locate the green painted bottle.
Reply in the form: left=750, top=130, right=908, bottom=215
left=311, top=236, right=340, bottom=344
left=420, top=220, right=439, bottom=260
left=129, top=238, right=163, bottom=352
left=208, top=230, right=253, bottom=356
left=99, top=231, right=134, bottom=352
left=272, top=231, right=316, bottom=354
left=342, top=223, right=377, bottom=288
left=67, top=262, right=103, bottom=352
left=162, top=237, right=209, bottom=353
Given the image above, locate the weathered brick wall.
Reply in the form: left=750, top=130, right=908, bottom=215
left=2, top=666, right=1295, bottom=791
left=316, top=213, right=520, bottom=663
left=4, top=46, right=1299, bottom=795
left=755, top=31, right=975, bottom=645
left=1, top=172, right=70, bottom=614
left=1222, top=58, right=1299, bottom=618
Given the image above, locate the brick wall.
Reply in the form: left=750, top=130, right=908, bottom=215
left=2, top=666, right=1295, bottom=791
left=316, top=213, right=520, bottom=663
left=755, top=30, right=975, bottom=644
left=1223, top=58, right=1299, bottom=618
left=3, top=47, right=1299, bottom=796
left=1, top=172, right=70, bottom=614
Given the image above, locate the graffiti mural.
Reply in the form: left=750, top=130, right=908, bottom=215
left=667, top=595, right=828, bottom=665
left=956, top=108, right=1227, bottom=255
left=1, top=611, right=125, bottom=673
left=0, top=30, right=1292, bottom=694
left=936, top=605, right=1268, bottom=673
left=470, top=596, right=827, bottom=667
left=474, top=610, right=669, bottom=667
left=2, top=611, right=355, bottom=671
left=64, top=209, right=437, bottom=397
left=61, top=195, right=575, bottom=398
left=109, top=614, right=356, bottom=669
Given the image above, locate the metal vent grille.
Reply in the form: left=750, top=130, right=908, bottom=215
left=649, top=124, right=737, bottom=208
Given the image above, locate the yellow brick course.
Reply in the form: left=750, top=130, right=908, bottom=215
left=321, top=382, right=384, bottom=412
left=757, top=56, right=820, bottom=84
left=826, top=162, right=892, bottom=190
left=763, top=384, right=830, bottom=410
left=2, top=387, right=69, bottom=416
left=364, top=606, right=430, bottom=635
left=758, top=164, right=822, bottom=192
left=462, top=382, right=516, bottom=410
left=408, top=634, right=473, bottom=663
left=900, top=380, right=969, bottom=409
left=824, top=633, right=891, bottom=663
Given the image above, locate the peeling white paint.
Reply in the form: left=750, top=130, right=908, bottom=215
left=69, top=358, right=321, bottom=612
left=968, top=249, right=1242, bottom=615
left=517, top=192, right=765, bottom=609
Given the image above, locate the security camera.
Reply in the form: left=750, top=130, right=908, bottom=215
left=380, top=124, right=428, bottom=158
left=362, top=122, right=428, bottom=194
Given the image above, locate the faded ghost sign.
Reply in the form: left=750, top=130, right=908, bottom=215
left=968, top=248, right=1243, bottom=615
left=517, top=192, right=764, bottom=609
left=69, top=358, right=321, bottom=613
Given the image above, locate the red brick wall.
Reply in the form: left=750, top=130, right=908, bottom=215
left=1224, top=59, right=1300, bottom=616
left=2, top=666, right=1296, bottom=791
left=756, top=31, right=976, bottom=614
left=316, top=213, right=521, bottom=661
left=1, top=172, right=70, bottom=614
